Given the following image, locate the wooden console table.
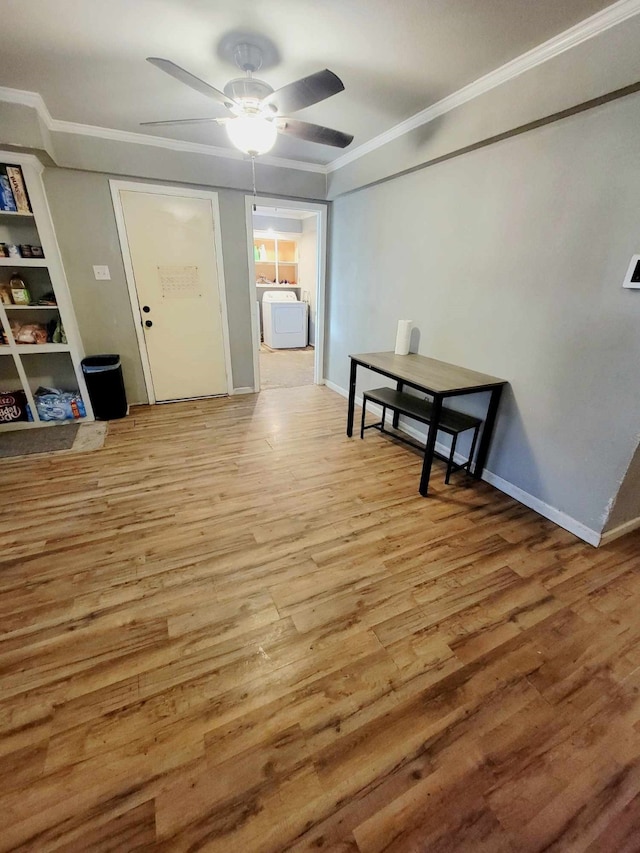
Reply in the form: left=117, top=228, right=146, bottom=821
left=347, top=352, right=507, bottom=496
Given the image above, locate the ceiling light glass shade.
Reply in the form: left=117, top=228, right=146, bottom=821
left=226, top=116, right=277, bottom=155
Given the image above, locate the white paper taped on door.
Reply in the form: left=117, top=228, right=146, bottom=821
left=158, top=265, right=202, bottom=299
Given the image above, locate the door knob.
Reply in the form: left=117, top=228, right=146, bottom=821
left=142, top=305, right=151, bottom=313
left=145, top=320, right=153, bottom=328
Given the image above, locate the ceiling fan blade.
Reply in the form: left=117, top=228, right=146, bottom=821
left=140, top=117, right=222, bottom=127
left=147, top=57, right=233, bottom=108
left=265, top=69, right=344, bottom=115
left=277, top=118, right=353, bottom=148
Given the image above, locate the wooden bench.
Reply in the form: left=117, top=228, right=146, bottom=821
left=360, top=387, right=482, bottom=484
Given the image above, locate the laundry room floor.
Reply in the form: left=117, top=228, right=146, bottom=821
left=259, top=344, right=314, bottom=389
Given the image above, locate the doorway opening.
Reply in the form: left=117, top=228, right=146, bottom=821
left=245, top=197, right=327, bottom=392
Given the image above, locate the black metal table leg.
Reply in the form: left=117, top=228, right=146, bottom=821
left=467, top=423, right=480, bottom=476
left=419, top=394, right=443, bottom=496
left=392, top=380, right=404, bottom=428
left=473, top=384, right=503, bottom=479
left=346, top=358, right=358, bottom=437
left=445, top=433, right=458, bottom=484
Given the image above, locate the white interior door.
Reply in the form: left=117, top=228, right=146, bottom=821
left=119, top=189, right=229, bottom=401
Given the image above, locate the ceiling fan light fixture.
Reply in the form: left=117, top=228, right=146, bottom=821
left=226, top=115, right=277, bottom=155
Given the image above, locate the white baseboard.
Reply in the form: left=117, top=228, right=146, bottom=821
left=480, top=469, right=600, bottom=547
left=599, top=515, right=640, bottom=546
left=326, top=378, right=602, bottom=547
left=325, top=379, right=346, bottom=396
left=232, top=387, right=256, bottom=395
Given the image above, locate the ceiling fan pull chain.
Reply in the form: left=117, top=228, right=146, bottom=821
left=251, top=155, right=257, bottom=211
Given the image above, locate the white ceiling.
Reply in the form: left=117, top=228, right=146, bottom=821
left=0, top=0, right=616, bottom=165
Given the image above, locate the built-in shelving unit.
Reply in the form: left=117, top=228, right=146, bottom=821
left=0, top=152, right=93, bottom=431
left=4, top=304, right=59, bottom=311
left=253, top=232, right=299, bottom=285
left=0, top=258, right=49, bottom=268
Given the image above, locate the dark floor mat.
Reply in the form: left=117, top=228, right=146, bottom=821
left=0, top=424, right=79, bottom=458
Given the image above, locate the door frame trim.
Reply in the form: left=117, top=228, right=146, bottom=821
left=244, top=196, right=328, bottom=392
left=110, top=179, right=233, bottom=404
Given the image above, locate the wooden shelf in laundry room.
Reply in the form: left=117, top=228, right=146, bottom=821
left=277, top=240, right=297, bottom=263
left=253, top=237, right=276, bottom=263
left=254, top=231, right=299, bottom=285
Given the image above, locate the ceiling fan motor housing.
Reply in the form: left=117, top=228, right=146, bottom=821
left=223, top=77, right=275, bottom=105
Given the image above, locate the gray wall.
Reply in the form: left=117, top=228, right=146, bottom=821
left=43, top=168, right=147, bottom=402
left=603, top=438, right=640, bottom=533
left=326, top=90, right=640, bottom=535
left=44, top=167, right=255, bottom=402
left=216, top=189, right=256, bottom=391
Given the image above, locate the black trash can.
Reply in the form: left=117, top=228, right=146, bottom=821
left=81, top=354, right=128, bottom=420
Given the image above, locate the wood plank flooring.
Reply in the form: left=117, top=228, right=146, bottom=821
left=1, top=384, right=639, bottom=852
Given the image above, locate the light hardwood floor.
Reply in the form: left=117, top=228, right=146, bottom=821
left=1, top=385, right=639, bottom=852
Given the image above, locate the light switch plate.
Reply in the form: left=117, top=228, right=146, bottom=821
left=93, top=265, right=111, bottom=281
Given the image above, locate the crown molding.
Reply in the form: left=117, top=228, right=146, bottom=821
left=0, top=85, right=327, bottom=174
left=1, top=0, right=638, bottom=179
left=326, top=0, right=640, bottom=173
left=0, top=84, right=55, bottom=125
left=49, top=116, right=327, bottom=173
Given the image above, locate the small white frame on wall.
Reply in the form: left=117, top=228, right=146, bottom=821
left=622, top=254, right=640, bottom=289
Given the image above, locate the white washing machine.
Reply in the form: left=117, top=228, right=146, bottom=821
left=262, top=291, right=308, bottom=349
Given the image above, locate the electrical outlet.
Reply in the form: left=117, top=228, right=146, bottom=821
left=93, top=265, right=111, bottom=281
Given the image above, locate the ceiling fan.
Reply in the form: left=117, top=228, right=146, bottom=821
left=142, top=43, right=354, bottom=156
